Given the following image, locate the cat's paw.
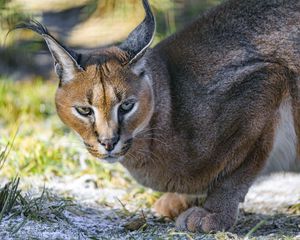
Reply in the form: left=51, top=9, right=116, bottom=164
left=175, top=207, right=209, bottom=232
left=153, top=193, right=189, bottom=219
left=176, top=207, right=235, bottom=233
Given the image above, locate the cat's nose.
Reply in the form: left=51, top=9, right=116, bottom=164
left=98, top=136, right=119, bottom=152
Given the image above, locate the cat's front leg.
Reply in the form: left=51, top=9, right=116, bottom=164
left=175, top=180, right=243, bottom=233
left=176, top=135, right=272, bottom=232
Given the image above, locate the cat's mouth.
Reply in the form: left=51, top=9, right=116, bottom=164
left=85, top=138, right=132, bottom=163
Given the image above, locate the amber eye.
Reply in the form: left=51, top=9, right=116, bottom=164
left=75, top=106, right=93, bottom=116
left=119, top=101, right=135, bottom=114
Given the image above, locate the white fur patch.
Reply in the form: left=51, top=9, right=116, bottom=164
left=132, top=78, right=154, bottom=137
left=131, top=62, right=155, bottom=136
left=71, top=108, right=89, bottom=123
left=44, top=36, right=82, bottom=83
left=263, top=98, right=298, bottom=174
left=112, top=104, right=120, bottom=123
left=124, top=102, right=139, bottom=120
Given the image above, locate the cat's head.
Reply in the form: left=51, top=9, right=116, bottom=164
left=16, top=0, right=155, bottom=163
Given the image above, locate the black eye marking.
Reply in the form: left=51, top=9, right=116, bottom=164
left=139, top=70, right=145, bottom=78
left=75, top=106, right=93, bottom=117
left=86, top=89, right=94, bottom=105
left=119, top=100, right=135, bottom=115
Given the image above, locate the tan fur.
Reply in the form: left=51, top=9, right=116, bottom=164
left=55, top=55, right=154, bottom=160
left=153, top=193, right=190, bottom=220
left=19, top=0, right=300, bottom=233
left=153, top=193, right=205, bottom=220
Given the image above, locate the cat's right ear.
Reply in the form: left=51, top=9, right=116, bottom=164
left=15, top=19, right=83, bottom=85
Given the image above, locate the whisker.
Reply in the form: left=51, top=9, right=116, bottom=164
left=135, top=149, right=158, bottom=165
left=137, top=148, right=161, bottom=162
left=135, top=137, right=171, bottom=149
left=126, top=152, right=140, bottom=163
left=135, top=128, right=167, bottom=138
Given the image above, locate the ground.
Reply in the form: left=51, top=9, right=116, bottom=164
left=0, top=79, right=300, bottom=239
left=0, top=173, right=299, bottom=239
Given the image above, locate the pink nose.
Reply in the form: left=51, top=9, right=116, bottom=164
left=98, top=136, right=119, bottom=152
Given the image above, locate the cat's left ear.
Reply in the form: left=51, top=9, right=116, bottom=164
left=15, top=20, right=83, bottom=84
left=119, top=0, right=155, bottom=64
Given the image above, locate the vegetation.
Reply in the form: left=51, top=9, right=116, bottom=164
left=2, top=0, right=225, bottom=231
left=0, top=77, right=158, bottom=229
left=0, top=77, right=135, bottom=182
left=0, top=1, right=299, bottom=238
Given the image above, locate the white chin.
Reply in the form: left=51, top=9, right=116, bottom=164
left=99, top=156, right=124, bottom=164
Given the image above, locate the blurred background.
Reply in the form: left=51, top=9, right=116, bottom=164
left=1, top=2, right=300, bottom=239
left=1, top=0, right=223, bottom=80
left=0, top=0, right=222, bottom=206
left=1, top=1, right=229, bottom=235
left=0, top=0, right=223, bottom=181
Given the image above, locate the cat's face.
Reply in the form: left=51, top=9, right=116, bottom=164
left=55, top=59, right=154, bottom=163
left=17, top=0, right=155, bottom=163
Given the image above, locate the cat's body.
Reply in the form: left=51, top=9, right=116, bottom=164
left=123, top=0, right=300, bottom=193
left=17, top=0, right=300, bottom=233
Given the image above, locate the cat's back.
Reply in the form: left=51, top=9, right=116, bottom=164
left=148, top=0, right=300, bottom=108
left=154, top=0, right=300, bottom=71
left=144, top=0, right=300, bottom=154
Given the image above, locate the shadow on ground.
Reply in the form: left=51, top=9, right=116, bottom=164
left=0, top=173, right=299, bottom=239
left=0, top=196, right=299, bottom=239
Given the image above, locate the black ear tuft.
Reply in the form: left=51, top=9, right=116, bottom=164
left=15, top=19, right=50, bottom=36
left=15, top=19, right=80, bottom=63
left=14, top=19, right=83, bottom=84
left=119, top=0, right=156, bottom=64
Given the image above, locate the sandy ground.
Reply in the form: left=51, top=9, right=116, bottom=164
left=0, top=173, right=299, bottom=240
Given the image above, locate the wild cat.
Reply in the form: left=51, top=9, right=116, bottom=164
left=16, top=0, right=300, bottom=232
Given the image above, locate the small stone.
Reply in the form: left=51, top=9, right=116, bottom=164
left=123, top=217, right=147, bottom=231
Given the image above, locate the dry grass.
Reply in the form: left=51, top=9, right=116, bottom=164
left=0, top=78, right=299, bottom=239
left=0, top=132, right=20, bottom=224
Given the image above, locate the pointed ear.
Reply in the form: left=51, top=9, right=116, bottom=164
left=119, top=0, right=156, bottom=64
left=15, top=19, right=83, bottom=84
